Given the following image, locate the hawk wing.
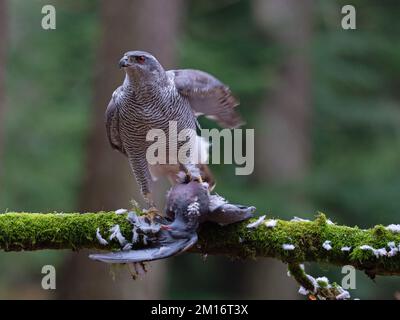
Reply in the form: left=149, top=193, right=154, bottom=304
left=105, top=86, right=126, bottom=155
left=168, top=69, right=244, bottom=128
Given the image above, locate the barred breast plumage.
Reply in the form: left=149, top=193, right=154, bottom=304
left=106, top=50, right=243, bottom=206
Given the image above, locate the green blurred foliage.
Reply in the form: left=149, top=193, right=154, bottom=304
left=2, top=0, right=97, bottom=212
left=0, top=0, right=400, bottom=299
left=0, top=0, right=98, bottom=298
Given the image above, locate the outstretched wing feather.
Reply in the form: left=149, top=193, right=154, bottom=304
left=169, top=69, right=243, bottom=128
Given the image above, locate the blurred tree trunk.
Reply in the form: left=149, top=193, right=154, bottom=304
left=0, top=0, right=7, bottom=182
left=57, top=0, right=183, bottom=299
left=253, top=0, right=312, bottom=182
left=243, top=0, right=313, bottom=299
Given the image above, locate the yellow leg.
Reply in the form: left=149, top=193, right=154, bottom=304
left=143, top=192, right=159, bottom=221
left=182, top=164, right=203, bottom=183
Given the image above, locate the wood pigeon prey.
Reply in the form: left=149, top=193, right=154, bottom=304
left=89, top=181, right=255, bottom=263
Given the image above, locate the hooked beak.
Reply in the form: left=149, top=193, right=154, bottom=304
left=119, top=57, right=129, bottom=69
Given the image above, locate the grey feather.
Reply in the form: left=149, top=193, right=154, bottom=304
left=89, top=234, right=198, bottom=264
left=105, top=90, right=126, bottom=155
left=169, top=69, right=244, bottom=128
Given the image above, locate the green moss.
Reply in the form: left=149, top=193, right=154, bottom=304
left=317, top=279, right=328, bottom=288
left=1, top=211, right=400, bottom=276
left=373, top=225, right=387, bottom=238
left=0, top=212, right=132, bottom=251
left=196, top=215, right=400, bottom=275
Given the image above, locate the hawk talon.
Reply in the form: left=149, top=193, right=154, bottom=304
left=185, top=172, right=203, bottom=184
left=193, top=175, right=203, bottom=184
left=181, top=164, right=204, bottom=184
left=144, top=206, right=159, bottom=222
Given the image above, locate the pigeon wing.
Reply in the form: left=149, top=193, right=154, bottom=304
left=89, top=234, right=198, bottom=263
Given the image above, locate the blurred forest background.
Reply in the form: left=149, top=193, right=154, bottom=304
left=0, top=0, right=400, bottom=299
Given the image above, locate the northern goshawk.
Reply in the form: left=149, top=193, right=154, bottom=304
left=106, top=51, right=243, bottom=208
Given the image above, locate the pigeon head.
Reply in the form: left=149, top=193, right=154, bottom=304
left=119, top=51, right=165, bottom=82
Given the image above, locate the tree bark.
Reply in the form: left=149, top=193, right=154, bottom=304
left=57, top=0, right=184, bottom=299
left=253, top=0, right=312, bottom=182
left=247, top=0, right=313, bottom=299
left=0, top=0, right=7, bottom=183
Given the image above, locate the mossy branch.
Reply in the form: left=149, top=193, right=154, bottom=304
left=287, top=263, right=344, bottom=300
left=1, top=212, right=400, bottom=278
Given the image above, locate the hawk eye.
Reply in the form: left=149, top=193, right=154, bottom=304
left=136, top=55, right=146, bottom=64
